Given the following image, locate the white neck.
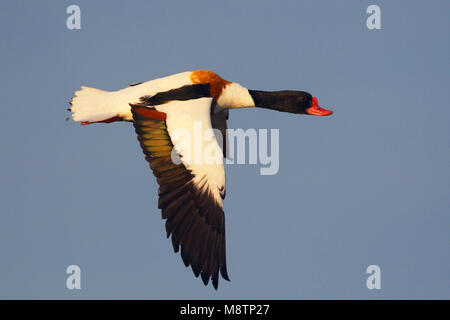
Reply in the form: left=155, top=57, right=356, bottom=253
left=217, top=83, right=255, bottom=109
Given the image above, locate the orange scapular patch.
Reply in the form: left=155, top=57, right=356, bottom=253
left=190, top=70, right=231, bottom=100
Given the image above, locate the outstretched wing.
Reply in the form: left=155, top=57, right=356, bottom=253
left=131, top=97, right=229, bottom=289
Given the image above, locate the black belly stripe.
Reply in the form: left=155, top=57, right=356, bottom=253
left=140, top=83, right=211, bottom=106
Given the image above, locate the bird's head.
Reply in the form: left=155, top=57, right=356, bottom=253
left=248, top=90, right=333, bottom=116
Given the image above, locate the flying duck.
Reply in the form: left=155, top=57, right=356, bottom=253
left=69, top=70, right=333, bottom=289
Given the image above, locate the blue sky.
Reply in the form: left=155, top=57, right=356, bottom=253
left=0, top=0, right=449, bottom=299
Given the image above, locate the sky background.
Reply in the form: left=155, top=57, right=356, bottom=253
left=0, top=0, right=449, bottom=299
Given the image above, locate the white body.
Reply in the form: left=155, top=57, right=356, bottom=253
left=71, top=71, right=254, bottom=123
left=71, top=72, right=193, bottom=122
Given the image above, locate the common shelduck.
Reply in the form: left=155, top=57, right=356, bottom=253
left=69, top=70, right=333, bottom=289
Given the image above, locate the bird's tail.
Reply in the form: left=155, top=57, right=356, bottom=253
left=69, top=86, right=126, bottom=125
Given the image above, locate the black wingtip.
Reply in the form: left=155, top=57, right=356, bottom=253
left=212, top=273, right=219, bottom=290
left=201, top=271, right=210, bottom=286
left=220, top=265, right=230, bottom=282
left=191, top=264, right=201, bottom=278
left=180, top=246, right=191, bottom=267
left=172, top=237, right=180, bottom=253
